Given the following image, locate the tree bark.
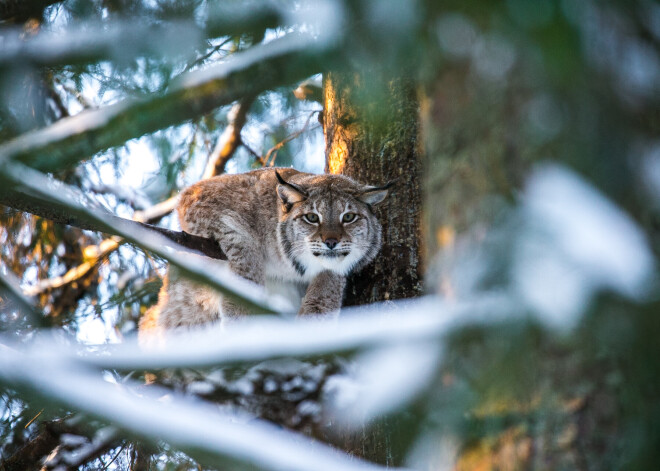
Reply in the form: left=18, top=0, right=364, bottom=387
left=323, top=70, right=424, bottom=466
left=324, top=71, right=423, bottom=306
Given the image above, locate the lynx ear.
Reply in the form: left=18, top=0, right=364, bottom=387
left=358, top=180, right=396, bottom=206
left=276, top=171, right=307, bottom=205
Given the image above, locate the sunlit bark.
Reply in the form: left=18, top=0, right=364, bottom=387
left=324, top=71, right=423, bottom=306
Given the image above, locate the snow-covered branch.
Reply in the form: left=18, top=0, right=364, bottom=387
left=0, top=345, right=402, bottom=471
left=67, top=295, right=517, bottom=371
left=0, top=4, right=285, bottom=68
left=0, top=32, right=335, bottom=173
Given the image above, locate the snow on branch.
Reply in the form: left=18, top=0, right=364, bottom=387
left=0, top=162, right=292, bottom=315
left=63, top=295, right=516, bottom=372
left=0, top=20, right=205, bottom=68
left=0, top=4, right=285, bottom=68
left=0, top=32, right=335, bottom=173
left=0, top=345, right=400, bottom=471
left=0, top=294, right=519, bottom=461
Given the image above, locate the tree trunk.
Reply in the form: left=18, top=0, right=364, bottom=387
left=323, top=71, right=423, bottom=306
left=322, top=70, right=424, bottom=466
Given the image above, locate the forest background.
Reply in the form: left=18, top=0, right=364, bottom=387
left=0, top=0, right=659, bottom=470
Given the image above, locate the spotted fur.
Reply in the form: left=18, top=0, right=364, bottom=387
left=139, top=167, right=390, bottom=336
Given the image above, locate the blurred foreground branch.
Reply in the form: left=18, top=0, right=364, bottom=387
left=0, top=341, right=397, bottom=471
left=0, top=3, right=284, bottom=67
left=0, top=33, right=334, bottom=173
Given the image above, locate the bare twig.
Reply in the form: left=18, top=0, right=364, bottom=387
left=182, top=37, right=235, bottom=74
left=240, top=139, right=266, bottom=166
left=23, top=238, right=121, bottom=297
left=263, top=112, right=320, bottom=167
left=101, top=445, right=125, bottom=470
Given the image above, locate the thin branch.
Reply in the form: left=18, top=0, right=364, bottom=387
left=264, top=112, right=320, bottom=167
left=182, top=37, right=235, bottom=74
left=202, top=95, right=255, bottom=179
left=23, top=238, right=121, bottom=297
left=132, top=195, right=179, bottom=224
left=241, top=139, right=266, bottom=166
left=101, top=445, right=125, bottom=471
left=0, top=33, right=334, bottom=173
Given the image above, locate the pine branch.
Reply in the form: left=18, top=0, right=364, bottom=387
left=72, top=296, right=514, bottom=372
left=0, top=33, right=334, bottom=173
left=0, top=4, right=284, bottom=67
left=263, top=111, right=320, bottom=167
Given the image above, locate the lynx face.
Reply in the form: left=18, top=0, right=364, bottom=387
left=276, top=172, right=390, bottom=280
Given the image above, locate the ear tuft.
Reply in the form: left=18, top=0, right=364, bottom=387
left=276, top=171, right=307, bottom=206
left=358, top=180, right=396, bottom=206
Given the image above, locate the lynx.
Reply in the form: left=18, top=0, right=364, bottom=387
left=139, top=168, right=391, bottom=334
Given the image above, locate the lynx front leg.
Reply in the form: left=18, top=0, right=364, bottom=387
left=218, top=228, right=266, bottom=319
left=298, top=271, right=346, bottom=316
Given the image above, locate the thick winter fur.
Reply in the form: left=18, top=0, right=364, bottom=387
left=139, top=167, right=390, bottom=336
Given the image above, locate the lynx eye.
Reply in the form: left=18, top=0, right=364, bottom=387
left=342, top=212, right=357, bottom=223
left=303, top=213, right=320, bottom=224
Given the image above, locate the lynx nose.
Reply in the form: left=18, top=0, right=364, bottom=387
left=324, top=238, right=339, bottom=249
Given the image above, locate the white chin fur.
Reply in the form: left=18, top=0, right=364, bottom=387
left=298, top=249, right=363, bottom=279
